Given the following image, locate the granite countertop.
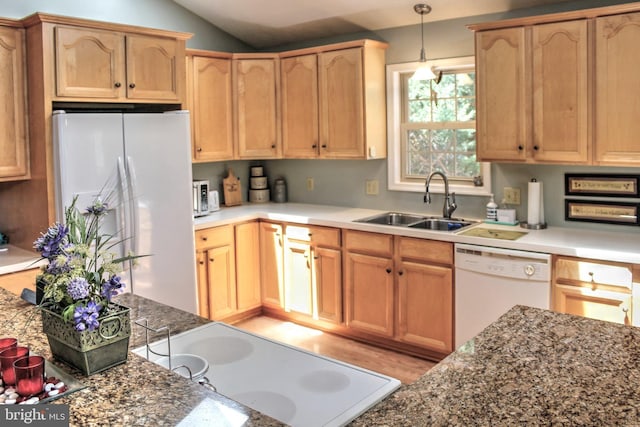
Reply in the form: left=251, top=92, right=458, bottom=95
left=0, top=289, right=283, bottom=426
left=3, top=287, right=640, bottom=425
left=194, top=203, right=640, bottom=264
left=352, top=305, right=640, bottom=426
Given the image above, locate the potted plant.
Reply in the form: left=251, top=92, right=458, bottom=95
left=34, top=195, right=143, bottom=375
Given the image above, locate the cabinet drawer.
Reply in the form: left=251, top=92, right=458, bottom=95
left=286, top=225, right=340, bottom=246
left=195, top=225, right=234, bottom=250
left=555, top=256, right=633, bottom=291
left=343, top=230, right=393, bottom=257
left=396, top=236, right=453, bottom=265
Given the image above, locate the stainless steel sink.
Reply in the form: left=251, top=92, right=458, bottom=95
left=409, top=218, right=474, bottom=232
left=355, top=212, right=426, bottom=226
left=355, top=212, right=476, bottom=232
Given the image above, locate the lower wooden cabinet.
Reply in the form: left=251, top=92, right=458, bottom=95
left=344, top=230, right=454, bottom=354
left=283, top=224, right=342, bottom=323
left=552, top=255, right=639, bottom=326
left=344, top=233, right=394, bottom=337
left=259, top=221, right=284, bottom=309
left=195, top=221, right=261, bottom=322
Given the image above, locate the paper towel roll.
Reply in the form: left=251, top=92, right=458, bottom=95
left=527, top=179, right=544, bottom=226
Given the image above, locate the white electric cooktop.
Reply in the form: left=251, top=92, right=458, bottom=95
left=133, top=322, right=401, bottom=427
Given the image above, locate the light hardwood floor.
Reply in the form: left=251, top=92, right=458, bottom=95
left=234, top=316, right=436, bottom=384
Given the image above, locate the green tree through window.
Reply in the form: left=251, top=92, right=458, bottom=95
left=402, top=70, right=478, bottom=181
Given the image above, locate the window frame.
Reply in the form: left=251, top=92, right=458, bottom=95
left=386, top=56, right=491, bottom=196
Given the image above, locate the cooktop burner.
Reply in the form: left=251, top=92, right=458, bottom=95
left=133, top=322, right=400, bottom=427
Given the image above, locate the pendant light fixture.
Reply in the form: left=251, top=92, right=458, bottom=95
left=412, top=3, right=436, bottom=81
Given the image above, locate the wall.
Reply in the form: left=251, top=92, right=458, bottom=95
left=0, top=0, right=250, bottom=51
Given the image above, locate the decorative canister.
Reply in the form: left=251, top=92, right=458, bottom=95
left=273, top=178, right=287, bottom=203
left=250, top=166, right=264, bottom=177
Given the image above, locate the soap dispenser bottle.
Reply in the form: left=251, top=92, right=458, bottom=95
left=486, top=194, right=498, bottom=221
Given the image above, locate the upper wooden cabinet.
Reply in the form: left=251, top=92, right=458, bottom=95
left=233, top=55, right=280, bottom=159
left=187, top=50, right=234, bottom=162
left=54, top=25, right=185, bottom=102
left=594, top=12, right=640, bottom=166
left=474, top=22, right=588, bottom=163
left=0, top=22, right=29, bottom=181
left=532, top=20, right=588, bottom=163
left=281, top=54, right=319, bottom=158
left=475, top=27, right=528, bottom=162
left=281, top=40, right=388, bottom=159
left=471, top=3, right=640, bottom=166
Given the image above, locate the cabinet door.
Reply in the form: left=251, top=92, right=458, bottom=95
left=554, top=284, right=631, bottom=326
left=195, top=251, right=210, bottom=319
left=318, top=48, right=365, bottom=158
left=344, top=251, right=394, bottom=337
left=234, top=59, right=279, bottom=159
left=314, top=246, right=342, bottom=323
left=125, top=34, right=182, bottom=101
left=532, top=20, right=588, bottom=163
left=396, top=261, right=453, bottom=353
left=595, top=12, right=640, bottom=165
left=54, top=26, right=125, bottom=99
left=207, top=244, right=237, bottom=320
left=259, top=222, right=284, bottom=308
left=281, top=54, right=319, bottom=158
left=284, top=239, right=314, bottom=315
left=191, top=56, right=233, bottom=161
left=0, top=26, right=29, bottom=180
left=475, top=28, right=529, bottom=161
left=235, top=222, right=261, bottom=311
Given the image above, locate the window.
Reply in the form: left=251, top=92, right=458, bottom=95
left=386, top=57, right=490, bottom=195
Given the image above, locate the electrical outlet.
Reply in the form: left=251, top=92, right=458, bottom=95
left=365, top=180, right=379, bottom=195
left=503, top=187, right=521, bottom=205
left=306, top=177, right=314, bottom=191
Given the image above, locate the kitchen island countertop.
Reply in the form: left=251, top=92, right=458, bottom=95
left=4, top=288, right=640, bottom=425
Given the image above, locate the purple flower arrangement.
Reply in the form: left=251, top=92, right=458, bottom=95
left=34, top=196, right=143, bottom=332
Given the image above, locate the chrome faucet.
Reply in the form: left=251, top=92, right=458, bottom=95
left=424, top=171, right=457, bottom=218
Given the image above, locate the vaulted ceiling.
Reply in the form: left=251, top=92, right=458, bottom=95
left=174, top=0, right=576, bottom=48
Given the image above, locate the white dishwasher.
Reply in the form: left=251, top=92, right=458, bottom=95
left=455, top=243, right=551, bottom=348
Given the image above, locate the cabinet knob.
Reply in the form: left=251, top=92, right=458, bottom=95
left=533, top=145, right=539, bottom=151
left=398, top=270, right=404, bottom=276
left=198, top=260, right=204, bottom=265
left=517, top=145, right=523, bottom=151
left=271, top=144, right=276, bottom=149
left=129, top=83, right=136, bottom=89
left=321, top=144, right=327, bottom=149
left=386, top=268, right=392, bottom=274
left=201, top=236, right=208, bottom=241
left=197, top=147, right=203, bottom=152
left=313, top=255, right=318, bottom=260
left=209, top=258, right=214, bottom=262
left=312, top=144, right=317, bottom=149
left=114, top=82, right=122, bottom=88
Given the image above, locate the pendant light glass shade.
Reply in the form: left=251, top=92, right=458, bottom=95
left=412, top=4, right=435, bottom=81
left=413, top=64, right=436, bottom=81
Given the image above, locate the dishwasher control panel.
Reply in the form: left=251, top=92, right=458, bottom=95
left=455, top=244, right=551, bottom=282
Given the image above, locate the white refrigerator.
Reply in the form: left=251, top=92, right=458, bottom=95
left=52, top=110, right=198, bottom=314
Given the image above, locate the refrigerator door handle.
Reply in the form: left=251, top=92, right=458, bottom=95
left=117, top=156, right=131, bottom=268
left=126, top=155, right=140, bottom=256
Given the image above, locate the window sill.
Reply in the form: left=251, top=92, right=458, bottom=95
left=387, top=180, right=492, bottom=196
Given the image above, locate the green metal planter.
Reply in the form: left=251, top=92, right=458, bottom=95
left=41, top=303, right=131, bottom=376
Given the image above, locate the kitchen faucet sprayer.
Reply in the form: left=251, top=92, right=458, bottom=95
left=424, top=171, right=457, bottom=219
